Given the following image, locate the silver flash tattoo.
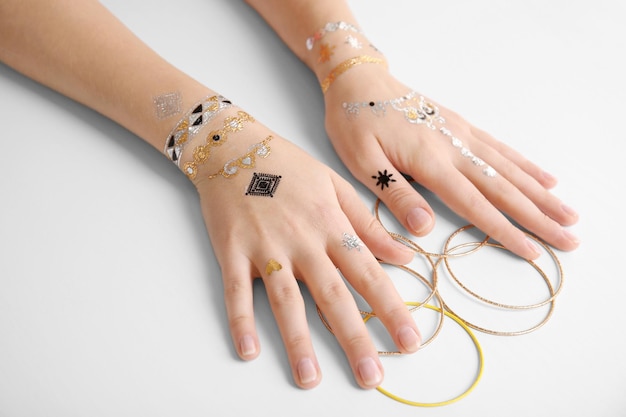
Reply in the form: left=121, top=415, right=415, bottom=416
left=341, top=233, right=363, bottom=251
left=343, top=91, right=498, bottom=178
left=153, top=92, right=182, bottom=120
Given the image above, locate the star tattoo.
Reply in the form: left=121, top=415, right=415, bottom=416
left=318, top=43, right=336, bottom=63
left=372, top=169, right=396, bottom=190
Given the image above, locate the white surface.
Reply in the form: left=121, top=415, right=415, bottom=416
left=0, top=1, right=624, bottom=416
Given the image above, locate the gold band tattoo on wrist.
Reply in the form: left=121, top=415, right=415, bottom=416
left=320, top=55, right=387, bottom=94
left=206, top=136, right=273, bottom=179
left=182, top=111, right=255, bottom=180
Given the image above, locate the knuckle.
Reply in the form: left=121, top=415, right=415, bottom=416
left=284, top=332, right=310, bottom=350
left=353, top=262, right=386, bottom=292
left=374, top=303, right=409, bottom=324
left=466, top=190, right=490, bottom=212
left=228, top=313, right=251, bottom=332
left=497, top=156, right=517, bottom=177
left=344, top=333, right=373, bottom=353
left=384, top=184, right=412, bottom=208
left=317, top=279, right=350, bottom=306
left=361, top=215, right=386, bottom=239
left=269, top=283, right=303, bottom=307
left=223, top=278, right=248, bottom=299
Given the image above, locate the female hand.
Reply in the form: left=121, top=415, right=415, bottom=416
left=181, top=108, right=421, bottom=389
left=322, top=66, right=580, bottom=259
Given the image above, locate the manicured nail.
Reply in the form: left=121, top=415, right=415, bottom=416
left=561, top=203, right=578, bottom=218
left=562, top=229, right=580, bottom=245
left=397, top=326, right=420, bottom=353
left=240, top=335, right=257, bottom=357
left=542, top=170, right=557, bottom=183
left=407, top=208, right=432, bottom=234
left=297, top=358, right=318, bottom=385
left=358, top=357, right=383, bottom=387
left=526, top=238, right=541, bottom=259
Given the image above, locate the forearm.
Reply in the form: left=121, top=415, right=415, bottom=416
left=0, top=0, right=211, bottom=151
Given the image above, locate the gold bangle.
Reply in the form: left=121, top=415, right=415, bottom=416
left=320, top=55, right=387, bottom=93
left=375, top=303, right=485, bottom=408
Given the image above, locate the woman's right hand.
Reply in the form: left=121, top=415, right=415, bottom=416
left=181, top=108, right=420, bottom=389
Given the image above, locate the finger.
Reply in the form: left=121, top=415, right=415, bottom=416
left=296, top=252, right=385, bottom=389
left=331, top=172, right=414, bottom=265
left=329, top=231, right=422, bottom=355
left=471, top=125, right=560, bottom=189
left=220, top=252, right=260, bottom=361
left=458, top=143, right=580, bottom=251
left=469, top=133, right=579, bottom=227
left=338, top=137, right=435, bottom=237
left=417, top=160, right=544, bottom=260
left=255, top=255, right=321, bottom=389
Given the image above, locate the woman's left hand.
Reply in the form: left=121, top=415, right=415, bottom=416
left=322, top=65, right=579, bottom=259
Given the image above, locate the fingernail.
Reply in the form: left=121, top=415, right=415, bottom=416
left=239, top=335, right=257, bottom=357
left=397, top=326, right=421, bottom=353
left=358, top=357, right=383, bottom=387
left=526, top=238, right=542, bottom=259
left=561, top=203, right=578, bottom=218
left=297, top=358, right=318, bottom=385
left=407, top=208, right=432, bottom=234
left=542, top=170, right=557, bottom=183
left=562, top=228, right=580, bottom=245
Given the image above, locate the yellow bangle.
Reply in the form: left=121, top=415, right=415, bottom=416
left=320, top=55, right=387, bottom=93
left=372, top=303, right=485, bottom=407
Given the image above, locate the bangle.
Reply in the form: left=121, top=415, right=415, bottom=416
left=443, top=225, right=564, bottom=310
left=374, top=303, right=484, bottom=407
left=320, top=55, right=387, bottom=93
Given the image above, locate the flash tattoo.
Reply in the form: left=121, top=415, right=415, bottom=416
left=153, top=92, right=182, bottom=120
left=341, top=233, right=363, bottom=252
left=245, top=172, right=282, bottom=197
left=318, top=43, right=336, bottom=63
left=372, top=169, right=396, bottom=190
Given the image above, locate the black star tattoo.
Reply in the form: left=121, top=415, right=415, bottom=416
left=372, top=169, right=396, bottom=190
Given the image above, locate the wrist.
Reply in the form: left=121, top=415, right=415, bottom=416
left=302, top=22, right=387, bottom=94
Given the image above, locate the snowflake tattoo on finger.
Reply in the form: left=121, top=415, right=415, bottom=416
left=372, top=169, right=396, bottom=190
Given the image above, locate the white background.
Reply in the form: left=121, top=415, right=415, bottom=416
left=0, top=1, right=624, bottom=416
